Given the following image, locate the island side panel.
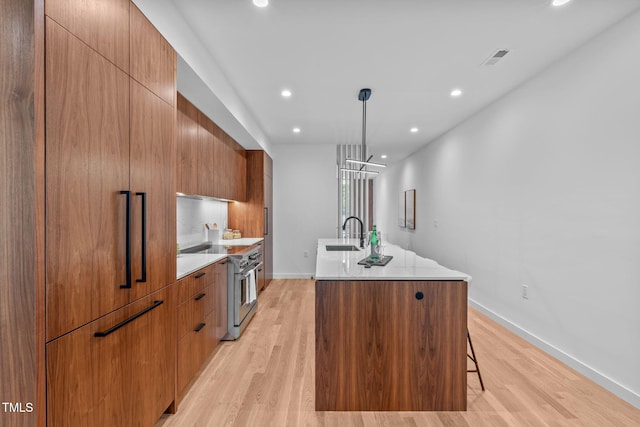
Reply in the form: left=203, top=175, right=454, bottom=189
left=315, top=280, right=467, bottom=411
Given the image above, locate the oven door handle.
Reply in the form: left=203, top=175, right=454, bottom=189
left=242, top=262, right=263, bottom=278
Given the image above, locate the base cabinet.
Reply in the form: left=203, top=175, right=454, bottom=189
left=46, top=285, right=175, bottom=426
left=176, top=259, right=228, bottom=403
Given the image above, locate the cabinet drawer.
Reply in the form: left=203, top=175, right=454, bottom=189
left=47, top=285, right=175, bottom=427
left=177, top=263, right=215, bottom=304
left=177, top=312, right=216, bottom=397
left=177, top=289, right=212, bottom=340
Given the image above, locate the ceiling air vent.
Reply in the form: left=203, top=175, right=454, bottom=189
left=483, top=49, right=510, bottom=66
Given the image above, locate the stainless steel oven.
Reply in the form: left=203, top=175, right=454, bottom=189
left=223, top=245, right=262, bottom=340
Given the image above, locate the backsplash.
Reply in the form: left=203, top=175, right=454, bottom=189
left=177, top=196, right=228, bottom=249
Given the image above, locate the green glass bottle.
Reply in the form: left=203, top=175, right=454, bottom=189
left=370, top=225, right=379, bottom=259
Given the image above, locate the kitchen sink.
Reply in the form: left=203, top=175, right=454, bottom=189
left=326, top=245, right=360, bottom=251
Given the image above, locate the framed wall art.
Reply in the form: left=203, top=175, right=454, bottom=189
left=398, top=191, right=406, bottom=227
left=405, top=189, right=416, bottom=230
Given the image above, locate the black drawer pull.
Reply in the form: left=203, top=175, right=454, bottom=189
left=195, top=272, right=206, bottom=279
left=415, top=292, right=424, bottom=300
left=194, top=323, right=206, bottom=333
left=94, top=300, right=163, bottom=337
left=194, top=292, right=206, bottom=301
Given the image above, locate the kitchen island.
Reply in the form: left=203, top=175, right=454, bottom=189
left=315, top=238, right=471, bottom=411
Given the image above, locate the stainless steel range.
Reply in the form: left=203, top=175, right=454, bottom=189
left=223, top=244, right=262, bottom=340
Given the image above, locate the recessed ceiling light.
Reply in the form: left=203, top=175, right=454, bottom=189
left=380, top=154, right=388, bottom=159
left=281, top=89, right=292, bottom=98
left=253, top=0, right=268, bottom=7
left=552, top=0, right=571, bottom=6
left=450, top=88, right=463, bottom=97
left=410, top=127, right=419, bottom=133
left=292, top=127, right=301, bottom=133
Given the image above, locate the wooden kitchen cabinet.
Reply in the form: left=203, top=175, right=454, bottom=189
left=227, top=134, right=248, bottom=201
left=175, top=259, right=227, bottom=403
left=129, top=79, right=176, bottom=302
left=45, top=0, right=130, bottom=72
left=177, top=109, right=199, bottom=196
left=43, top=2, right=179, bottom=425
left=130, top=3, right=176, bottom=106
left=45, top=18, right=177, bottom=341
left=45, top=18, right=131, bottom=341
left=198, top=124, right=216, bottom=197
left=47, top=285, right=176, bottom=427
left=176, top=92, right=247, bottom=201
left=228, top=150, right=273, bottom=290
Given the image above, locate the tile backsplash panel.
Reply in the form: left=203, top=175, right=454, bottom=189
left=177, top=196, right=228, bottom=249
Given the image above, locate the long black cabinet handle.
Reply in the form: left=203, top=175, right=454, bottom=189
left=120, top=190, right=132, bottom=289
left=135, top=192, right=147, bottom=283
left=194, top=293, right=206, bottom=301
left=264, top=207, right=269, bottom=236
left=195, top=272, right=206, bottom=279
left=194, top=323, right=206, bottom=333
left=94, top=300, right=163, bottom=338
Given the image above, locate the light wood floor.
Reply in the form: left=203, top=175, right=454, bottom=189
left=157, top=279, right=640, bottom=426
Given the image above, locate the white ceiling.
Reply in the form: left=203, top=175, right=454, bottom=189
left=136, top=0, right=640, bottom=163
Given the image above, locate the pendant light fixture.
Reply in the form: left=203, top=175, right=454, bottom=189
left=343, top=88, right=387, bottom=174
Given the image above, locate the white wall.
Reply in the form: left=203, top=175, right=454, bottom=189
left=272, top=144, right=338, bottom=278
left=375, top=10, right=640, bottom=408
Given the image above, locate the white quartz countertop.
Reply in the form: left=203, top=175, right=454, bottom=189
left=176, top=238, right=264, bottom=279
left=315, top=238, right=471, bottom=281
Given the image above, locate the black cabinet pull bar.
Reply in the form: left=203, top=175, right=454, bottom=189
left=194, top=293, right=206, bottom=301
left=135, top=192, right=147, bottom=283
left=194, top=323, right=206, bottom=333
left=120, top=190, right=132, bottom=289
left=264, top=207, right=269, bottom=236
left=94, top=300, right=163, bottom=338
left=195, top=272, right=206, bottom=279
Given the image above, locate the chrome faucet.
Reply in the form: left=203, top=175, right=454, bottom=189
left=342, top=216, right=364, bottom=248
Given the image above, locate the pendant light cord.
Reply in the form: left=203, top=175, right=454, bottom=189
left=362, top=98, right=367, bottom=162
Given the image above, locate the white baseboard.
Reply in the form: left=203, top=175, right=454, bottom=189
left=469, top=299, right=640, bottom=410
left=272, top=273, right=315, bottom=279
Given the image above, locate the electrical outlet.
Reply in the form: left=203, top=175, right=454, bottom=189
left=303, top=251, right=309, bottom=258
left=521, top=284, right=528, bottom=300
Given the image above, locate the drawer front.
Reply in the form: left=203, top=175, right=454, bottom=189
left=47, top=285, right=175, bottom=427
left=177, top=312, right=216, bottom=397
left=177, top=289, right=211, bottom=339
left=177, top=263, right=216, bottom=304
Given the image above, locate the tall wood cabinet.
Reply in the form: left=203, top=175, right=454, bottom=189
left=1, top=0, right=43, bottom=425
left=43, top=2, right=177, bottom=426
left=228, top=150, right=273, bottom=290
